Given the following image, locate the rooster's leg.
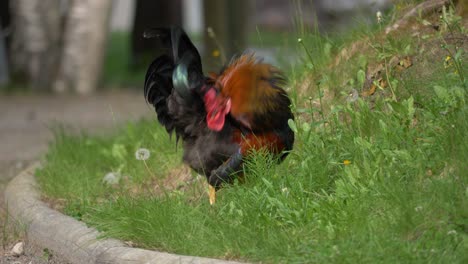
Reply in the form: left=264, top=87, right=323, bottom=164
left=209, top=185, right=216, bottom=205
left=207, top=150, right=243, bottom=205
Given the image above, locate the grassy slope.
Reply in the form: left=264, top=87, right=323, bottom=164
left=37, top=2, right=467, bottom=263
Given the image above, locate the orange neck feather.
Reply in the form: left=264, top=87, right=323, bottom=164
left=211, top=54, right=281, bottom=128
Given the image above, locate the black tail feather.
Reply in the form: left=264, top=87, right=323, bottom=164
left=144, top=55, right=175, bottom=133
left=143, top=27, right=202, bottom=71
left=144, top=26, right=206, bottom=138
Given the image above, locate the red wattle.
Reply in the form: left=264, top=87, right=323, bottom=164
left=204, top=88, right=231, bottom=132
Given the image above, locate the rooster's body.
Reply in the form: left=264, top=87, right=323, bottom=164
left=144, top=27, right=294, bottom=204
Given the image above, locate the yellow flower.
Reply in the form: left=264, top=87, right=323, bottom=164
left=212, top=49, right=220, bottom=57
left=343, top=160, right=351, bottom=165
left=444, top=56, right=453, bottom=69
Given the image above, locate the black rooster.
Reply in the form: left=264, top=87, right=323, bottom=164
left=144, top=26, right=294, bottom=204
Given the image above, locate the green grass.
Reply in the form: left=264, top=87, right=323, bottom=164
left=36, top=120, right=182, bottom=219
left=37, top=3, right=467, bottom=263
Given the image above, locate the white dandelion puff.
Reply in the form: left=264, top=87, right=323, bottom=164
left=207, top=27, right=215, bottom=38
left=102, top=172, right=121, bottom=185
left=135, top=148, right=151, bottom=161
left=347, top=89, right=359, bottom=103
left=376, top=11, right=383, bottom=23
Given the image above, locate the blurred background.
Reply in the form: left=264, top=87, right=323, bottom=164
left=0, top=0, right=391, bottom=94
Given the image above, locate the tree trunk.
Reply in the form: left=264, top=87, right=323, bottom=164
left=0, top=0, right=11, bottom=86
left=10, top=0, right=61, bottom=90
left=0, top=22, right=9, bottom=86
left=203, top=0, right=248, bottom=71
left=0, top=0, right=12, bottom=51
left=77, top=0, right=112, bottom=94
left=130, top=0, right=182, bottom=69
left=54, top=0, right=112, bottom=94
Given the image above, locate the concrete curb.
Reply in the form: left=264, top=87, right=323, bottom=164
left=4, top=163, right=243, bottom=264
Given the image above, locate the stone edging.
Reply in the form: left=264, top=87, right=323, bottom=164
left=4, top=163, right=243, bottom=264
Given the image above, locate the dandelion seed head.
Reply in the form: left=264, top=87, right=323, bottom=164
left=297, top=38, right=303, bottom=43
left=135, top=148, right=150, bottom=161
left=332, top=245, right=340, bottom=254
left=207, top=27, right=215, bottom=38
left=347, top=89, right=359, bottom=103
left=103, top=172, right=121, bottom=185
left=376, top=11, right=383, bottom=23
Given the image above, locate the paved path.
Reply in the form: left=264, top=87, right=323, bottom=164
left=0, top=91, right=151, bottom=263
left=0, top=91, right=151, bottom=164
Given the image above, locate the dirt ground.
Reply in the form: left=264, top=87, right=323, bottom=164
left=0, top=90, right=151, bottom=264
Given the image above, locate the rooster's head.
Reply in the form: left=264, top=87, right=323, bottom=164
left=204, top=87, right=231, bottom=132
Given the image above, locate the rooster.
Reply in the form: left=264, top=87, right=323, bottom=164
left=144, top=26, right=294, bottom=204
